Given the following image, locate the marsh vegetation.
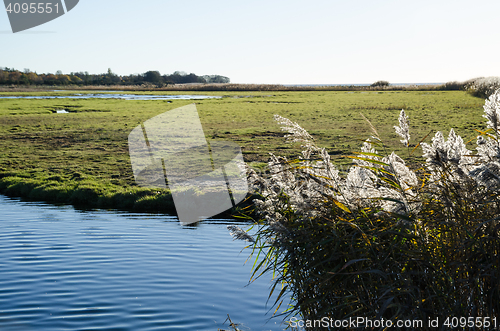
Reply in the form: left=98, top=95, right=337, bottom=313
left=0, top=89, right=489, bottom=215
left=232, top=90, right=500, bottom=330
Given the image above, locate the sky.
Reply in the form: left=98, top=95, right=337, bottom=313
left=1, top=0, right=499, bottom=85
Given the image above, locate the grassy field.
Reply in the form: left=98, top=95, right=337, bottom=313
left=0, top=90, right=487, bottom=214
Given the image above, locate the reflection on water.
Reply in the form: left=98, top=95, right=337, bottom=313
left=0, top=94, right=221, bottom=101
left=0, top=195, right=284, bottom=331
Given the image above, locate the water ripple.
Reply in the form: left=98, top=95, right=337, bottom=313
left=0, top=196, right=284, bottom=331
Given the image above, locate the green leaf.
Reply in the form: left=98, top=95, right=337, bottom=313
left=360, top=165, right=394, bottom=177
left=331, top=198, right=352, bottom=213
left=411, top=130, right=432, bottom=156
left=371, top=196, right=405, bottom=204
left=355, top=151, right=381, bottom=158
left=379, top=176, right=402, bottom=190
left=387, top=211, right=415, bottom=224
left=345, top=156, right=390, bottom=167
left=339, top=258, right=369, bottom=272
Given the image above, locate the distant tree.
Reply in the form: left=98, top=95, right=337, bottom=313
left=0, top=69, right=8, bottom=84
left=120, top=75, right=132, bottom=85
left=8, top=71, right=21, bottom=84
left=371, top=80, right=390, bottom=87
left=144, top=70, right=162, bottom=84
left=57, top=75, right=71, bottom=85
left=32, top=73, right=43, bottom=85
left=162, top=75, right=174, bottom=85
left=103, top=68, right=121, bottom=85
left=83, top=71, right=93, bottom=85
left=126, top=73, right=145, bottom=85
left=0, top=68, right=230, bottom=87
left=44, top=74, right=57, bottom=85
left=203, top=75, right=230, bottom=83
left=167, top=71, right=183, bottom=84
left=184, top=73, right=201, bottom=83
left=20, top=73, right=30, bottom=84
left=69, top=75, right=83, bottom=85
left=27, top=72, right=40, bottom=84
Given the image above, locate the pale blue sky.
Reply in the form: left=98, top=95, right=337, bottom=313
left=1, top=0, right=499, bottom=84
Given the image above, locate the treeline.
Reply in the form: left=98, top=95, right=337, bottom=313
left=0, top=68, right=230, bottom=86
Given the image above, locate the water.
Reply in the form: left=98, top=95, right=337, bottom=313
left=0, top=195, right=285, bottom=331
left=0, top=94, right=221, bottom=101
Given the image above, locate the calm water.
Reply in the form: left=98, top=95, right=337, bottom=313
left=0, top=94, right=221, bottom=101
left=0, top=195, right=285, bottom=331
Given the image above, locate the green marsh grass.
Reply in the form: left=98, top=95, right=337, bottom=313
left=0, top=90, right=487, bottom=215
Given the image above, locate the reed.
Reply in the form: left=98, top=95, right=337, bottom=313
left=0, top=80, right=491, bottom=93
left=233, top=90, right=500, bottom=330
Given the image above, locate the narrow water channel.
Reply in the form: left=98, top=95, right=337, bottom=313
left=0, top=94, right=221, bottom=101
left=0, top=195, right=285, bottom=331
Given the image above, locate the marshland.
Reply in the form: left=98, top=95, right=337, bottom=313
left=0, top=88, right=487, bottom=212
left=1, top=83, right=500, bottom=330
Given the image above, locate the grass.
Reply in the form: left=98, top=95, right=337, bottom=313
left=0, top=89, right=487, bottom=214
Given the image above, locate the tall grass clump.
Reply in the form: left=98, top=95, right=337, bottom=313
left=230, top=90, right=500, bottom=329
left=465, top=77, right=500, bottom=98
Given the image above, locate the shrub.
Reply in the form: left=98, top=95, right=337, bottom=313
left=230, top=91, right=500, bottom=330
left=464, top=76, right=500, bottom=98
left=370, top=80, right=390, bottom=88
left=437, top=80, right=465, bottom=91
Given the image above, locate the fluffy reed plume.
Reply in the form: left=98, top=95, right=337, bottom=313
left=483, top=89, right=500, bottom=134
left=230, top=90, right=500, bottom=329
left=227, top=225, right=254, bottom=242
left=394, top=109, right=410, bottom=147
left=273, top=114, right=314, bottom=147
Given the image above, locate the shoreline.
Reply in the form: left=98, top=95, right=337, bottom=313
left=0, top=173, right=254, bottom=221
